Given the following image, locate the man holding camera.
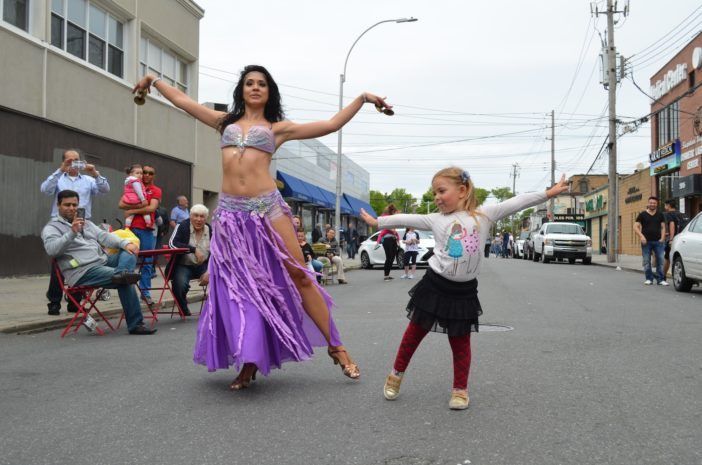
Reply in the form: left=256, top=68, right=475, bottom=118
left=41, top=149, right=110, bottom=315
left=41, top=190, right=156, bottom=335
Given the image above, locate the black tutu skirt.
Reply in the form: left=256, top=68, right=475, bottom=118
left=406, top=268, right=482, bottom=336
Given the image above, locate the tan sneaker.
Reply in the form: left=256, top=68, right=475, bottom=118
left=383, top=374, right=403, bottom=400
left=449, top=389, right=470, bottom=410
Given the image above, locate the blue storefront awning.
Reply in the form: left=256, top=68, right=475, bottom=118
left=343, top=194, right=377, bottom=217
left=277, top=171, right=316, bottom=203
left=278, top=171, right=363, bottom=215
left=318, top=187, right=354, bottom=214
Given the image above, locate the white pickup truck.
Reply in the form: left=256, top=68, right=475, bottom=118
left=532, top=222, right=592, bottom=264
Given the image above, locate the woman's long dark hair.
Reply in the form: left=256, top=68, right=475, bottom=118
left=217, top=65, right=285, bottom=133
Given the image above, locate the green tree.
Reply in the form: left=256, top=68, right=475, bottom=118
left=519, top=207, right=534, bottom=220
left=388, top=188, right=417, bottom=213
left=474, top=187, right=489, bottom=206
left=491, top=187, right=515, bottom=202
left=369, top=189, right=387, bottom=216
left=420, top=187, right=438, bottom=213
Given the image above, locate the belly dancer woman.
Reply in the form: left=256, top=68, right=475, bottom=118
left=133, top=65, right=391, bottom=389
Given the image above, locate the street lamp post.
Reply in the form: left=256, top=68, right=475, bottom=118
left=334, top=17, right=417, bottom=241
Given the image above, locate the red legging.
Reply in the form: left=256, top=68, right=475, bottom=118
left=393, top=321, right=472, bottom=390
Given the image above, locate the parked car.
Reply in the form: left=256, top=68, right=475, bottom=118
left=670, top=211, right=702, bottom=292
left=532, top=222, right=592, bottom=264
left=514, top=231, right=529, bottom=259
left=523, top=231, right=536, bottom=260
left=359, top=229, right=435, bottom=269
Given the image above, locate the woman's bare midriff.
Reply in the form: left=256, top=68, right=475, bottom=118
left=220, top=147, right=278, bottom=197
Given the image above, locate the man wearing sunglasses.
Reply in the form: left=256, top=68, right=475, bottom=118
left=119, top=164, right=162, bottom=309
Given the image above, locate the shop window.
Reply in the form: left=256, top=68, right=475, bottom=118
left=139, top=35, right=189, bottom=95
left=51, top=0, right=124, bottom=78
left=2, top=0, right=28, bottom=31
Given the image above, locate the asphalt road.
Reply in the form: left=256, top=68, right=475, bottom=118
left=1, top=258, right=700, bottom=465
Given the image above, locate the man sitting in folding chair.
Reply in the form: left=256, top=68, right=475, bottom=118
left=167, top=204, right=211, bottom=316
left=41, top=189, right=157, bottom=335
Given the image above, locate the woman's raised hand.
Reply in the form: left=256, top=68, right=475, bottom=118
left=546, top=174, right=569, bottom=198
left=362, top=93, right=392, bottom=111
left=132, top=75, right=156, bottom=95
left=359, top=208, right=378, bottom=227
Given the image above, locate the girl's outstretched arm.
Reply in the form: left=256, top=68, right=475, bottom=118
left=482, top=174, right=569, bottom=223
left=133, top=75, right=226, bottom=129
left=276, top=93, right=391, bottom=145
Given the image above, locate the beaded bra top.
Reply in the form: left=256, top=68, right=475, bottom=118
left=220, top=123, right=276, bottom=154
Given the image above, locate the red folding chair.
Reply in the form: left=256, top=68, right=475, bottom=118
left=52, top=260, right=115, bottom=337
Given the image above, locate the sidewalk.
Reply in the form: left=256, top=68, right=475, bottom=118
left=0, top=253, right=644, bottom=335
left=590, top=253, right=643, bottom=272
left=0, top=255, right=363, bottom=334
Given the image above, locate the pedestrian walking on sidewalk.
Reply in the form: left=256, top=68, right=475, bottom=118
left=133, top=65, right=392, bottom=388
left=662, top=200, right=684, bottom=281
left=360, top=167, right=569, bottom=410
left=634, top=196, right=667, bottom=286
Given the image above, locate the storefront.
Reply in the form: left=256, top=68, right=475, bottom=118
left=649, top=32, right=702, bottom=217
left=583, top=185, right=608, bottom=254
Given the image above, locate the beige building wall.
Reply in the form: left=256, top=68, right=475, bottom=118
left=0, top=0, right=212, bottom=204
left=619, top=169, right=652, bottom=256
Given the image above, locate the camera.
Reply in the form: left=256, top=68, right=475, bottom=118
left=76, top=208, right=86, bottom=220
left=71, top=160, right=87, bottom=170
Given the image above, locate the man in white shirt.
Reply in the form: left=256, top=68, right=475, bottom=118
left=40, top=149, right=110, bottom=315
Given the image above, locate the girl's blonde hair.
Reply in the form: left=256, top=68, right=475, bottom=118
left=432, top=166, right=484, bottom=223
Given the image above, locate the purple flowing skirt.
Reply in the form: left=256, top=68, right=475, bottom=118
left=193, top=190, right=342, bottom=375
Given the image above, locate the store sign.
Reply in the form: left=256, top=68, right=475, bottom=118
left=649, top=140, right=678, bottom=163
left=693, top=47, right=702, bottom=69
left=650, top=140, right=681, bottom=175
left=650, top=63, right=688, bottom=100
left=553, top=214, right=584, bottom=222
left=688, top=159, right=700, bottom=170
left=585, top=195, right=605, bottom=212
left=625, top=185, right=643, bottom=204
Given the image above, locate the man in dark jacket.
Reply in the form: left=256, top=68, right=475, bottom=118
left=167, top=204, right=212, bottom=316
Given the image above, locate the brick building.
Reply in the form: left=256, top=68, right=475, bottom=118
left=649, top=31, right=702, bottom=216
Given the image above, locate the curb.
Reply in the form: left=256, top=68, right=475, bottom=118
left=2, top=294, right=205, bottom=335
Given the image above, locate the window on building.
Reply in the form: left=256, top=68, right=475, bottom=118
left=139, top=36, right=189, bottom=94
left=51, top=0, right=124, bottom=78
left=689, top=71, right=695, bottom=89
left=656, top=101, right=679, bottom=147
left=579, top=179, right=588, bottom=193
left=2, top=0, right=28, bottom=31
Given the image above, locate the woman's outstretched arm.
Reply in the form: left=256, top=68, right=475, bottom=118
left=133, top=75, right=226, bottom=129
left=275, top=93, right=391, bottom=144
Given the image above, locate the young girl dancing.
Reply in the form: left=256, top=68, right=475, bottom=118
left=360, top=166, right=568, bottom=409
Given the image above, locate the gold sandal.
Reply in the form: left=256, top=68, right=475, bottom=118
left=229, top=363, right=258, bottom=390
left=327, top=347, right=360, bottom=379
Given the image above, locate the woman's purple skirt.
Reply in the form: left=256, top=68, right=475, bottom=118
left=193, top=191, right=342, bottom=375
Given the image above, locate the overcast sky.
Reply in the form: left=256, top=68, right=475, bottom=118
left=194, top=0, right=702, bottom=201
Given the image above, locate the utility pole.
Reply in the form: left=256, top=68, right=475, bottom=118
left=605, top=0, right=619, bottom=264
left=592, top=0, right=627, bottom=263
left=510, top=163, right=520, bottom=232
left=550, top=109, right=555, bottom=217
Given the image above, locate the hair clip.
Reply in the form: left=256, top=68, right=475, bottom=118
left=375, top=103, right=394, bottom=116
left=460, top=170, right=470, bottom=183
